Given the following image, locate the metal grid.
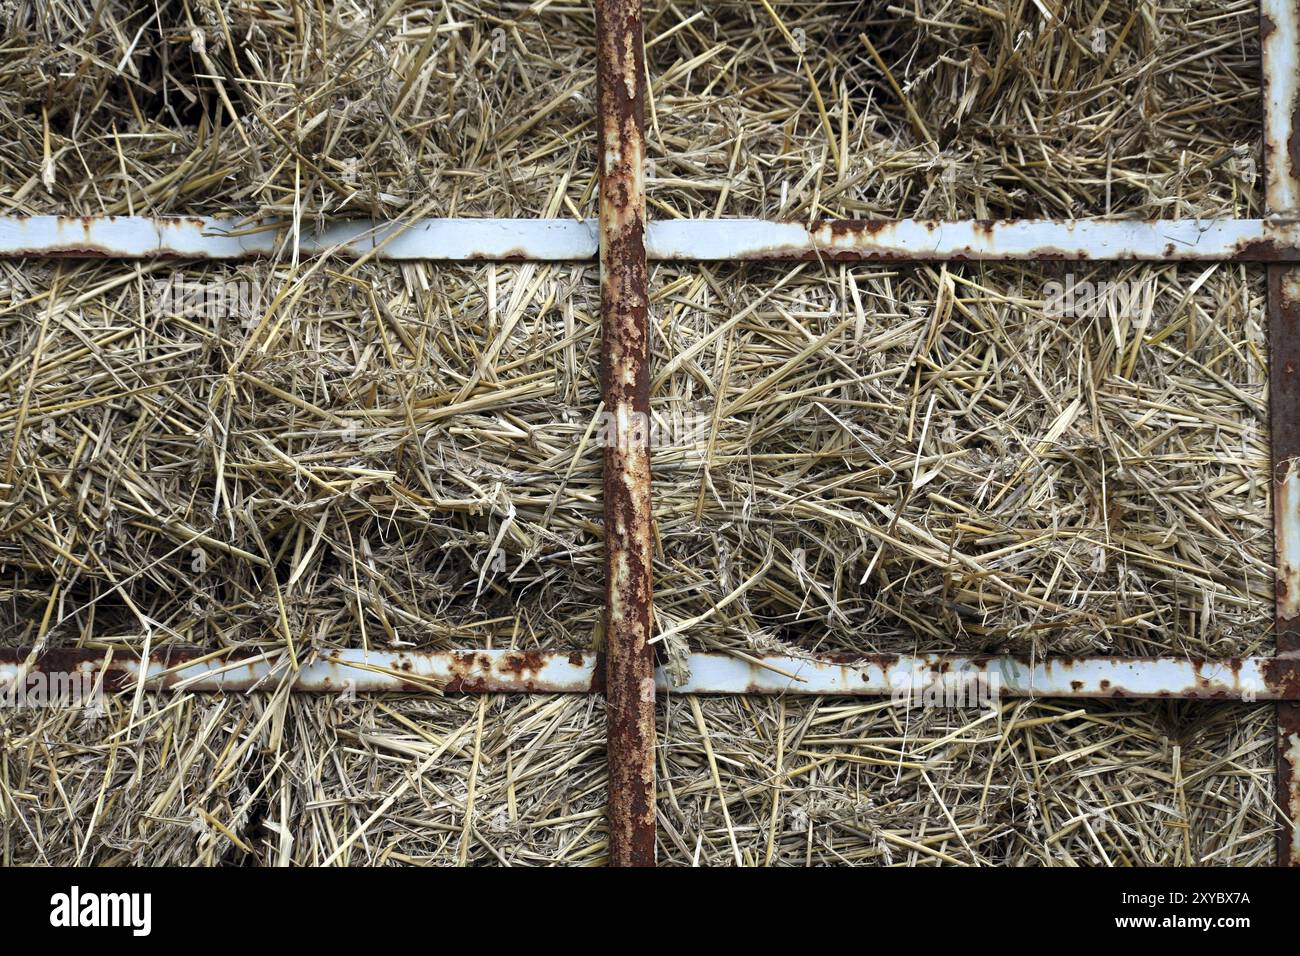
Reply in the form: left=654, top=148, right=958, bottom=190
left=1, top=0, right=1297, bottom=866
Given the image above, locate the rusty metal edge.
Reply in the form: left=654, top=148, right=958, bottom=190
left=1264, top=0, right=1300, bottom=867
left=596, top=0, right=656, bottom=867
left=1, top=648, right=1295, bottom=698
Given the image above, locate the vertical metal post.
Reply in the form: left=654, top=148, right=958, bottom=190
left=1268, top=265, right=1300, bottom=867
left=1263, top=0, right=1300, bottom=866
left=595, top=0, right=656, bottom=866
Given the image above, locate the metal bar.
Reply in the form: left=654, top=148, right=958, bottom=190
left=668, top=654, right=1300, bottom=700
left=1268, top=268, right=1300, bottom=867
left=0, top=215, right=598, bottom=260
left=7, top=216, right=1300, bottom=262
left=647, top=218, right=1300, bottom=261
left=0, top=648, right=600, bottom=694
left=2, top=648, right=1296, bottom=699
left=1263, top=0, right=1300, bottom=868
left=595, top=0, right=656, bottom=867
left=1264, top=1, right=1300, bottom=216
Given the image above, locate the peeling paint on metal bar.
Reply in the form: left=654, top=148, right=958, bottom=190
left=0, top=648, right=598, bottom=694
left=1263, top=0, right=1300, bottom=868
left=0, top=216, right=598, bottom=260
left=596, top=0, right=656, bottom=868
left=1278, top=452, right=1300, bottom=623
left=6, top=216, right=1300, bottom=262
left=1264, top=0, right=1300, bottom=217
left=647, top=218, right=1300, bottom=261
left=1282, top=706, right=1300, bottom=864
left=669, top=654, right=1297, bottom=700
left=1, top=649, right=1296, bottom=699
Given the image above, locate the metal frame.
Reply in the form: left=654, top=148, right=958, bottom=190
left=3, top=648, right=1298, bottom=700
left=1263, top=0, right=1300, bottom=870
left=6, top=215, right=1300, bottom=261
left=594, top=0, right=656, bottom=867
left=1, top=0, right=1297, bottom=866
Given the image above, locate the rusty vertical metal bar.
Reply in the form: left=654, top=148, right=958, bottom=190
left=1268, top=266, right=1300, bottom=866
left=1263, top=0, right=1300, bottom=867
left=594, top=0, right=656, bottom=866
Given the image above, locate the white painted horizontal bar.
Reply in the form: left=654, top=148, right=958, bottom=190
left=3, top=216, right=1299, bottom=262
left=0, top=647, right=595, bottom=694
left=0, top=216, right=598, bottom=260
left=0, top=649, right=1287, bottom=699
left=647, top=218, right=1300, bottom=261
left=676, top=654, right=1278, bottom=700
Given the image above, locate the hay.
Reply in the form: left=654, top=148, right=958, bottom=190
left=0, top=694, right=1275, bottom=865
left=0, top=0, right=1281, bottom=865
left=650, top=260, right=1270, bottom=662
left=0, top=259, right=605, bottom=655
left=2, top=1, right=1260, bottom=219
left=1, top=0, right=598, bottom=218
left=644, top=0, right=1260, bottom=220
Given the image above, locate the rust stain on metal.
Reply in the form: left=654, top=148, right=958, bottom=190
left=5, top=648, right=1300, bottom=700
left=1273, top=267, right=1300, bottom=863
left=595, top=0, right=656, bottom=868
left=1272, top=263, right=1300, bottom=632
left=1271, top=293, right=1300, bottom=861
left=0, top=647, right=127, bottom=694
left=1279, top=459, right=1300, bottom=622
left=1263, top=2, right=1300, bottom=216
left=776, top=652, right=1300, bottom=700
left=1281, top=704, right=1300, bottom=865
left=692, top=220, right=1300, bottom=262
left=0, top=646, right=600, bottom=696
left=1229, top=237, right=1300, bottom=261
left=1264, top=1, right=1300, bottom=861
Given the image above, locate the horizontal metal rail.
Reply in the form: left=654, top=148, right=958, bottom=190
left=648, top=218, right=1300, bottom=261
left=4, top=215, right=1300, bottom=261
left=2, top=648, right=1296, bottom=700
left=0, top=216, right=599, bottom=260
